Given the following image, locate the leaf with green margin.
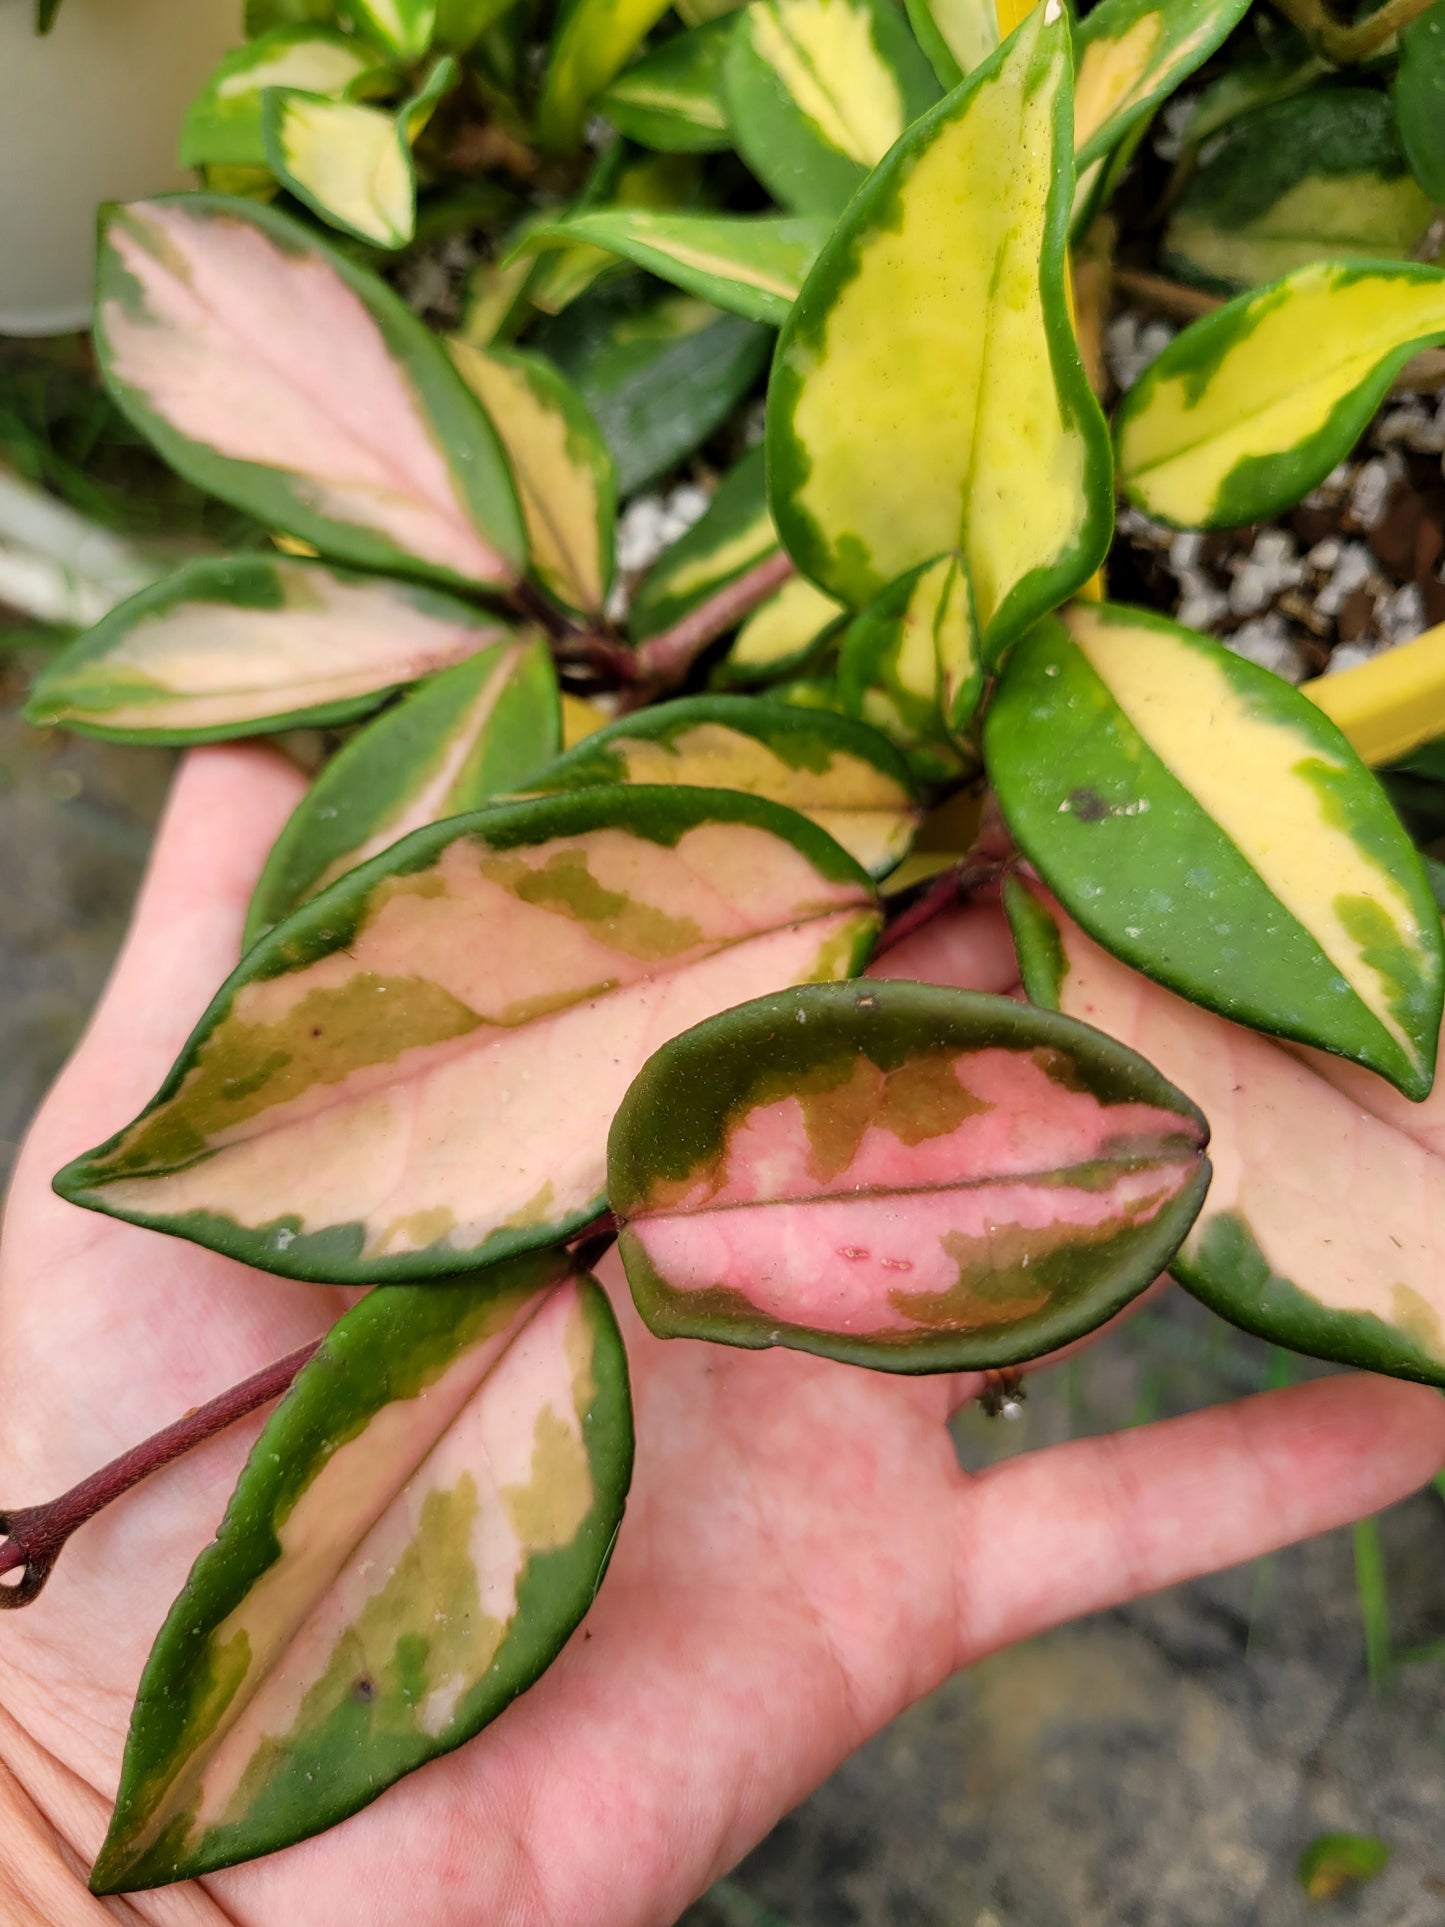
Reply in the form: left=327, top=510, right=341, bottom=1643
left=537, top=0, right=673, bottom=151
left=23, top=557, right=510, bottom=745
left=767, top=6, right=1112, bottom=648
left=90, top=1252, right=632, bottom=1893
left=1397, top=1, right=1445, bottom=204
left=609, top=979, right=1209, bottom=1373
left=1006, top=879, right=1445, bottom=1390
left=512, top=211, right=829, bottom=328
left=94, top=196, right=525, bottom=590
left=179, top=27, right=394, bottom=173
left=724, top=0, right=941, bottom=216
left=448, top=341, right=616, bottom=616
left=628, top=444, right=776, bottom=643
left=599, top=17, right=737, bottom=151
left=904, top=0, right=998, bottom=88
left=244, top=634, right=559, bottom=946
left=1162, top=88, right=1432, bottom=293
left=339, top=0, right=435, bottom=63
left=715, top=574, right=847, bottom=686
left=986, top=603, right=1445, bottom=1098
left=434, top=0, right=518, bottom=50
left=521, top=147, right=704, bottom=324
left=513, top=693, right=919, bottom=877
left=836, top=555, right=980, bottom=785
left=1071, top=0, right=1252, bottom=170
left=55, top=786, right=881, bottom=1283
left=1182, top=19, right=1325, bottom=148
left=1115, top=259, right=1445, bottom=530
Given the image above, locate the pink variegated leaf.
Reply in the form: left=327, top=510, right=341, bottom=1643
left=94, top=196, right=525, bottom=590
left=609, top=979, right=1210, bottom=1372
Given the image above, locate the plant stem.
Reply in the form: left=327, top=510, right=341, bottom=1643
left=0, top=1339, right=320, bottom=1610
left=629, top=549, right=797, bottom=696
left=1270, top=0, right=1433, bottom=62
left=873, top=794, right=1015, bottom=958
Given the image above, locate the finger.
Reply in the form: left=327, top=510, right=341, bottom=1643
left=867, top=900, right=1018, bottom=993
left=951, top=1374, right=1445, bottom=1665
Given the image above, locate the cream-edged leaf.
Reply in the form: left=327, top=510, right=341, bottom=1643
left=339, top=0, right=435, bottom=62
left=628, top=444, right=776, bottom=642
left=264, top=93, right=416, bottom=248
left=599, top=17, right=737, bottom=151
left=1072, top=0, right=1252, bottom=169
left=179, top=26, right=393, bottom=172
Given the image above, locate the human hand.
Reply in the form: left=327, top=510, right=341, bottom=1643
left=2, top=745, right=1442, bottom=1927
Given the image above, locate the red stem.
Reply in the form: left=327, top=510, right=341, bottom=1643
left=0, top=1338, right=320, bottom=1610
left=630, top=550, right=797, bottom=694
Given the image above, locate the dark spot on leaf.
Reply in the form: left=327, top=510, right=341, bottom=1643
left=352, top=1674, right=377, bottom=1704
left=1067, top=787, right=1110, bottom=822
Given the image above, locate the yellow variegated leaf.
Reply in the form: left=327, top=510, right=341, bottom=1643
left=341, top=0, right=435, bottom=62
left=837, top=554, right=980, bottom=783
left=538, top=0, right=673, bottom=151
left=718, top=573, right=846, bottom=684
left=1071, top=0, right=1252, bottom=170
left=180, top=26, right=392, bottom=172
left=904, top=0, right=999, bottom=87
left=1304, top=622, right=1445, bottom=768
left=264, top=94, right=415, bottom=248
left=768, top=4, right=1111, bottom=655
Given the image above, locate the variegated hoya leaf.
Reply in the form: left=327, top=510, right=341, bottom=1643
left=339, top=0, right=436, bottom=63
left=537, top=0, right=674, bottom=151
left=90, top=1253, right=632, bottom=1892
left=516, top=694, right=919, bottom=877
left=1071, top=0, right=1252, bottom=169
left=609, top=980, right=1210, bottom=1371
left=767, top=5, right=1112, bottom=648
left=514, top=212, right=828, bottom=328
left=264, top=95, right=414, bottom=249
left=836, top=554, right=981, bottom=784
left=24, top=558, right=509, bottom=744
left=448, top=340, right=616, bottom=616
left=717, top=573, right=847, bottom=685
left=904, top=0, right=998, bottom=88
left=628, top=444, right=776, bottom=642
left=1115, top=259, right=1445, bottom=531
left=724, top=0, right=941, bottom=216
left=1008, top=881, right=1445, bottom=1389
left=56, top=788, right=880, bottom=1282
left=599, top=18, right=737, bottom=151
left=95, top=197, right=525, bottom=590
left=244, top=634, right=559, bottom=945
left=179, top=26, right=393, bottom=172
left=985, top=602, right=1445, bottom=1098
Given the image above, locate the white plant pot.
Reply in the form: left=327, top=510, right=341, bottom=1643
left=0, top=0, right=240, bottom=336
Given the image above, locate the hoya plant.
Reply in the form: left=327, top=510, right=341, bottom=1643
left=10, top=0, right=1445, bottom=1897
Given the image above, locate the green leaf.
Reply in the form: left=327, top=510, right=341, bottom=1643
left=715, top=573, right=846, bottom=684
left=1182, top=20, right=1326, bottom=147
left=1115, top=259, right=1445, bottom=530
left=610, top=979, right=1209, bottom=1372
left=514, top=211, right=828, bottom=327
left=904, top=0, right=998, bottom=89
left=599, top=17, right=738, bottom=150
left=724, top=0, right=941, bottom=216
left=90, top=1253, right=632, bottom=1893
left=1396, top=1, right=1445, bottom=203
left=1162, top=88, right=1432, bottom=293
left=339, top=0, right=436, bottom=63
left=986, top=603, right=1445, bottom=1098
left=628, top=444, right=776, bottom=642
left=1008, top=881, right=1445, bottom=1391
left=244, top=634, right=559, bottom=945
left=1298, top=1834, right=1391, bottom=1901
left=836, top=554, right=981, bottom=784
left=55, top=787, right=880, bottom=1283
left=537, top=0, right=674, bottom=151
left=522, top=147, right=701, bottom=322
left=448, top=341, right=616, bottom=615
left=1071, top=0, right=1253, bottom=170
left=767, top=6, right=1112, bottom=652
left=516, top=694, right=919, bottom=877
left=23, top=557, right=510, bottom=744
left=179, top=27, right=394, bottom=172
left=95, top=196, right=525, bottom=590
left=435, top=0, right=520, bottom=51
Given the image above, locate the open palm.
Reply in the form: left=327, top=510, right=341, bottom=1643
left=2, top=744, right=1442, bottom=1927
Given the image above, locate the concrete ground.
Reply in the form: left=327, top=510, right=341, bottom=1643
left=3, top=675, right=1444, bottom=1927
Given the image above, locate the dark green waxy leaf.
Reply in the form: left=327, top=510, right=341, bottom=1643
left=179, top=26, right=393, bottom=173
left=1163, top=88, right=1432, bottom=292
left=90, top=1253, right=632, bottom=1893
left=986, top=603, right=1445, bottom=1098
left=610, top=980, right=1210, bottom=1372
left=1298, top=1834, right=1391, bottom=1902
left=24, top=558, right=511, bottom=745
left=836, top=555, right=979, bottom=784
left=94, top=196, right=525, bottom=590
left=723, top=0, right=941, bottom=216
left=516, top=694, right=919, bottom=876
left=244, top=635, right=559, bottom=945
left=56, top=787, right=880, bottom=1282
left=599, top=18, right=737, bottom=150
left=1397, top=1, right=1445, bottom=203
left=714, top=574, right=847, bottom=685
left=628, top=444, right=775, bottom=642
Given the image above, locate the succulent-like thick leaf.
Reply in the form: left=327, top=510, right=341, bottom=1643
left=1162, top=89, right=1432, bottom=293
left=340, top=0, right=436, bottom=62
left=448, top=341, right=616, bottom=616
left=986, top=603, right=1445, bottom=1098
left=245, top=635, right=559, bottom=944
left=96, top=197, right=524, bottom=588
left=904, top=0, right=998, bottom=87
left=1009, top=881, right=1445, bottom=1389
left=517, top=695, right=918, bottom=877
left=610, top=980, right=1209, bottom=1371
left=90, top=1254, right=632, bottom=1893
left=767, top=6, right=1112, bottom=648
left=836, top=554, right=981, bottom=784
left=599, top=18, right=736, bottom=151
left=56, top=788, right=880, bottom=1282
left=264, top=95, right=415, bottom=248
left=515, top=212, right=827, bottom=327
left=628, top=444, right=775, bottom=642
left=717, top=574, right=846, bottom=685
left=724, top=0, right=941, bottom=216
left=179, top=27, right=393, bottom=172
left=24, top=558, right=508, bottom=744
left=521, top=146, right=699, bottom=323
left=1115, top=260, right=1445, bottom=530
left=537, top=0, right=673, bottom=151
left=1071, top=0, right=1251, bottom=169
left=1398, top=3, right=1445, bottom=203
